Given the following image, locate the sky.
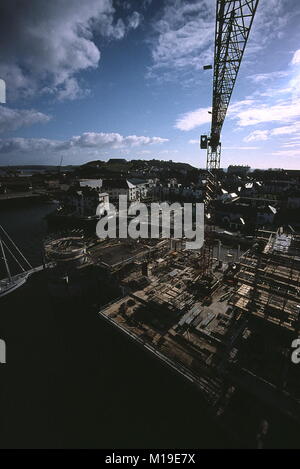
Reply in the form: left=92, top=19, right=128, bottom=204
left=0, top=0, right=300, bottom=169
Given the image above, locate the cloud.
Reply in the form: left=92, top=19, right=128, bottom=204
left=244, top=122, right=300, bottom=143
left=244, top=130, right=269, bottom=142
left=175, top=106, right=211, bottom=131
left=158, top=149, right=178, bottom=154
left=148, top=0, right=214, bottom=83
left=248, top=71, right=289, bottom=83
left=291, top=49, right=300, bottom=65
left=188, top=140, right=260, bottom=150
left=230, top=99, right=300, bottom=127
left=0, top=0, right=141, bottom=100
left=127, top=11, right=142, bottom=30
left=0, top=132, right=169, bottom=157
left=271, top=122, right=300, bottom=136
left=176, top=94, right=300, bottom=132
left=148, top=0, right=294, bottom=85
left=271, top=149, right=300, bottom=158
left=222, top=146, right=260, bottom=151
left=175, top=100, right=255, bottom=132
left=0, top=138, right=59, bottom=154
left=57, top=78, right=89, bottom=102
left=65, top=132, right=168, bottom=149
left=0, top=106, right=51, bottom=133
left=281, top=142, right=300, bottom=148
left=143, top=0, right=153, bottom=9
left=236, top=51, right=300, bottom=144
left=245, top=0, right=293, bottom=54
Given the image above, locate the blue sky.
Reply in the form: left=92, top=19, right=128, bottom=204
left=0, top=0, right=300, bottom=169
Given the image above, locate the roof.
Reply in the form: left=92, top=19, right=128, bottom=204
left=79, top=179, right=102, bottom=189
left=127, top=178, right=148, bottom=186
left=66, top=186, right=99, bottom=197
left=107, top=158, right=127, bottom=164
left=102, top=179, right=129, bottom=189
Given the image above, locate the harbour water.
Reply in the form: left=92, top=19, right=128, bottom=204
left=0, top=203, right=237, bottom=448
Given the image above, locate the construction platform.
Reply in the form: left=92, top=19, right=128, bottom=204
left=97, top=230, right=300, bottom=443
left=230, top=231, right=300, bottom=332
left=226, top=230, right=300, bottom=421
left=98, top=246, right=237, bottom=406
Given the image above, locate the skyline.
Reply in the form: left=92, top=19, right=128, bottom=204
left=0, top=0, right=300, bottom=169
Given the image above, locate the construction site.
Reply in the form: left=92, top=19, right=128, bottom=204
left=93, top=0, right=300, bottom=447
left=35, top=0, right=300, bottom=447
left=92, top=228, right=298, bottom=444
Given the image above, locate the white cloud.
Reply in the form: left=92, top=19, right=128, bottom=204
left=57, top=78, right=89, bottom=102
left=0, top=132, right=169, bottom=157
left=0, top=106, right=51, bottom=133
left=127, top=11, right=142, bottom=30
left=148, top=0, right=214, bottom=83
left=175, top=107, right=211, bottom=131
left=159, top=149, right=178, bottom=154
left=189, top=140, right=260, bottom=151
left=271, top=122, right=300, bottom=136
left=230, top=99, right=300, bottom=127
left=244, top=130, right=269, bottom=142
left=244, top=122, right=300, bottom=143
left=0, top=1, right=142, bottom=100
left=177, top=95, right=300, bottom=134
left=271, top=149, right=300, bottom=158
left=281, top=142, right=300, bottom=148
left=222, top=146, right=260, bottom=150
left=66, top=132, right=168, bottom=149
left=291, top=49, right=300, bottom=65
left=176, top=93, right=300, bottom=134
left=248, top=71, right=289, bottom=83
left=0, top=138, right=59, bottom=154
left=148, top=0, right=294, bottom=85
left=246, top=0, right=293, bottom=54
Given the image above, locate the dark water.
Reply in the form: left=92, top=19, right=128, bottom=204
left=1, top=203, right=56, bottom=264
left=0, top=203, right=236, bottom=449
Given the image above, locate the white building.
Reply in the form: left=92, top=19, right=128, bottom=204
left=79, top=179, right=103, bottom=191
left=102, top=178, right=154, bottom=203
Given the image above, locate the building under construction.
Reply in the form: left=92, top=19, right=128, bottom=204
left=228, top=230, right=300, bottom=411
left=96, top=229, right=300, bottom=446
left=231, top=230, right=300, bottom=333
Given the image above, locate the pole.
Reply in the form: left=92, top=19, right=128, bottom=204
left=0, top=237, right=12, bottom=281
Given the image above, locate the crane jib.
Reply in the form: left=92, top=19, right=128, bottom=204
left=202, top=0, right=260, bottom=171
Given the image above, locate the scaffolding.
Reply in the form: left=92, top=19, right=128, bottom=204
left=230, top=230, right=300, bottom=332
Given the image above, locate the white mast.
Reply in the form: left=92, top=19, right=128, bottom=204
left=0, top=236, right=12, bottom=281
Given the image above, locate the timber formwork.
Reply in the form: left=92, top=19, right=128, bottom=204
left=230, top=231, right=300, bottom=332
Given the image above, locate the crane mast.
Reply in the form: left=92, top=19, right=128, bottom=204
left=202, top=0, right=259, bottom=171
left=199, top=0, right=259, bottom=281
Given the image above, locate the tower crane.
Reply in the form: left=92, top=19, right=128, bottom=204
left=198, top=0, right=259, bottom=281
left=201, top=0, right=259, bottom=170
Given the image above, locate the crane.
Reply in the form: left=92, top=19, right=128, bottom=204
left=201, top=0, right=260, bottom=171
left=198, top=0, right=259, bottom=281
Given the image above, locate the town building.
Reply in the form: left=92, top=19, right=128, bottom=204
left=62, top=187, right=109, bottom=217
